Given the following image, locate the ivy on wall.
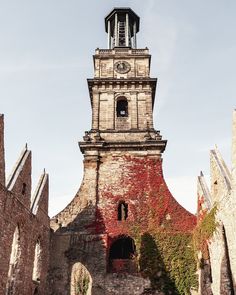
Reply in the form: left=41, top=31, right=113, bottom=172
left=86, top=156, right=198, bottom=293
left=76, top=275, right=90, bottom=295
left=193, top=206, right=218, bottom=260
left=138, top=232, right=198, bottom=295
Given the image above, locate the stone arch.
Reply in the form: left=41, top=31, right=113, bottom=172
left=70, top=262, right=92, bottom=295
left=108, top=235, right=137, bottom=273
left=32, top=238, right=42, bottom=282
left=6, top=225, right=21, bottom=294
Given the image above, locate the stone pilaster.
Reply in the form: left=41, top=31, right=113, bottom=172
left=92, top=91, right=100, bottom=130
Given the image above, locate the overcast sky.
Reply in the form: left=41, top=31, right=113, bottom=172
left=0, top=0, right=235, bottom=217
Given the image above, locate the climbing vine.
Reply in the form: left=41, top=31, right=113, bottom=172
left=85, top=155, right=198, bottom=293
left=137, top=231, right=198, bottom=295
left=76, top=275, right=90, bottom=295
left=193, top=206, right=218, bottom=260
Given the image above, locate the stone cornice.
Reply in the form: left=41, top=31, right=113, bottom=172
left=87, top=78, right=157, bottom=106
left=79, top=139, right=167, bottom=154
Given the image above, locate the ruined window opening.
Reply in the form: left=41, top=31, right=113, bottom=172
left=221, top=225, right=234, bottom=292
left=118, top=201, right=128, bottom=221
left=213, top=180, right=218, bottom=196
left=33, top=287, right=39, bottom=295
left=6, top=225, right=21, bottom=294
left=71, top=263, right=92, bottom=295
left=22, top=183, right=27, bottom=195
left=32, top=240, right=42, bottom=282
left=109, top=236, right=136, bottom=260
left=117, top=98, right=128, bottom=117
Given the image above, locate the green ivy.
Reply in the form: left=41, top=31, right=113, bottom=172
left=138, top=232, right=198, bottom=295
left=193, top=206, right=218, bottom=260
left=76, top=275, right=90, bottom=295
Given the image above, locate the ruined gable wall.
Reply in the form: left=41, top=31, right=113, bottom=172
left=0, top=186, right=50, bottom=294
left=197, top=111, right=236, bottom=294
left=0, top=117, right=50, bottom=295
left=49, top=149, right=196, bottom=295
left=208, top=197, right=236, bottom=294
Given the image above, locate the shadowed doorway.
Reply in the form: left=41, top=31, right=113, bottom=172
left=109, top=236, right=137, bottom=273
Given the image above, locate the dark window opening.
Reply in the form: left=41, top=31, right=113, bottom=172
left=22, top=183, right=27, bottom=195
left=33, top=287, right=39, bottom=295
left=109, top=236, right=136, bottom=260
left=117, top=99, right=128, bottom=117
left=118, top=21, right=126, bottom=47
left=118, top=201, right=128, bottom=221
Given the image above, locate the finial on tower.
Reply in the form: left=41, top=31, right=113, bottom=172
left=105, top=8, right=140, bottom=49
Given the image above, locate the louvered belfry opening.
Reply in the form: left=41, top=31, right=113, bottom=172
left=105, top=8, right=140, bottom=49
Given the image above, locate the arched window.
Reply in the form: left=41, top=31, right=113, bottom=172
left=118, top=201, right=128, bottom=221
left=6, top=225, right=21, bottom=294
left=32, top=239, right=42, bottom=282
left=116, top=98, right=128, bottom=117
left=71, top=263, right=92, bottom=295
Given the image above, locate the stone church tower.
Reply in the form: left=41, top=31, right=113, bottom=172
left=49, top=8, right=196, bottom=295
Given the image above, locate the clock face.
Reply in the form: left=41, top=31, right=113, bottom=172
left=114, top=61, right=131, bottom=74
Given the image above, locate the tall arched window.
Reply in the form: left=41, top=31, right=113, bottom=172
left=116, top=97, right=128, bottom=117
left=6, top=225, right=21, bottom=294
left=118, top=201, right=128, bottom=221
left=32, top=239, right=42, bottom=282
left=70, top=263, right=92, bottom=295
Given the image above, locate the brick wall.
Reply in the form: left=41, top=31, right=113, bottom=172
left=0, top=117, right=50, bottom=295
left=49, top=150, right=196, bottom=294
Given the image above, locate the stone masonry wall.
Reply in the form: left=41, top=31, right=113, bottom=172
left=197, top=110, right=236, bottom=294
left=0, top=117, right=50, bottom=295
left=49, top=149, right=196, bottom=295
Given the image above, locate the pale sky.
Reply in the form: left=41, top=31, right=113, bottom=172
left=0, top=0, right=235, bottom=216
